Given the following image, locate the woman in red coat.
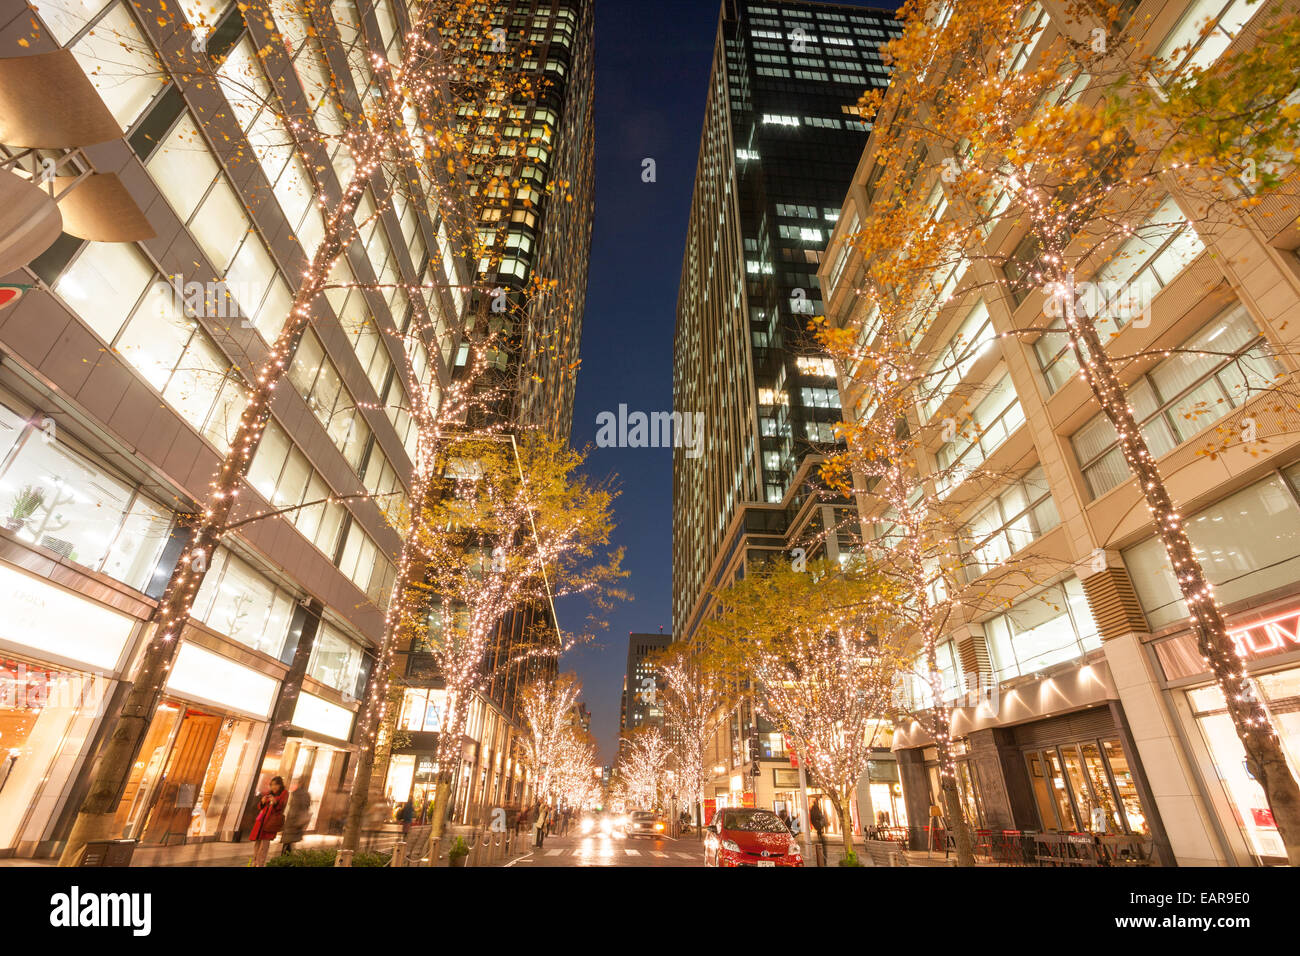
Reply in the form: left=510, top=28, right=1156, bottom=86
left=249, top=776, right=287, bottom=867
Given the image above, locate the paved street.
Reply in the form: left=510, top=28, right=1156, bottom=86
left=506, top=832, right=706, bottom=867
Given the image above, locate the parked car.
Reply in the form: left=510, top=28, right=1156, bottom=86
left=626, top=810, right=667, bottom=839
left=704, top=808, right=803, bottom=867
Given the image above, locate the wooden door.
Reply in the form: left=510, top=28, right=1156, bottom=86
left=140, top=710, right=221, bottom=845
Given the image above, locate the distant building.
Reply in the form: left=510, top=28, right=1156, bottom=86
left=617, top=632, right=672, bottom=754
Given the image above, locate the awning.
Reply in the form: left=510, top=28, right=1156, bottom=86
left=0, top=167, right=62, bottom=276
left=0, top=50, right=122, bottom=148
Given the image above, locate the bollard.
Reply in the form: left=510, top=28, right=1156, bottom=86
left=334, top=848, right=354, bottom=868
left=392, top=840, right=407, bottom=867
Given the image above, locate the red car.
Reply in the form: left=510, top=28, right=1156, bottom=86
left=704, top=808, right=804, bottom=867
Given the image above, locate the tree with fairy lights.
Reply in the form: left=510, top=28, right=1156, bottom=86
left=617, top=727, right=673, bottom=811
left=650, top=642, right=733, bottom=835
left=515, top=672, right=584, bottom=803
left=392, top=433, right=624, bottom=849
left=702, top=558, right=904, bottom=864
left=551, top=729, right=599, bottom=811
left=56, top=0, right=554, bottom=865
left=821, top=0, right=1300, bottom=862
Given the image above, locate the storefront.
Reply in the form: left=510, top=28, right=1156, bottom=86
left=893, top=658, right=1169, bottom=860
left=112, top=639, right=278, bottom=845
left=0, top=558, right=144, bottom=856
left=1150, top=599, right=1300, bottom=865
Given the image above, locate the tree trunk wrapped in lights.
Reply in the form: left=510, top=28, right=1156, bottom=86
left=819, top=0, right=1300, bottom=863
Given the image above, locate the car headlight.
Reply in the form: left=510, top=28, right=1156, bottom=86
left=788, top=840, right=801, bottom=856
left=599, top=819, right=611, bottom=833
left=721, top=839, right=741, bottom=853
left=581, top=819, right=594, bottom=833
left=654, top=822, right=664, bottom=831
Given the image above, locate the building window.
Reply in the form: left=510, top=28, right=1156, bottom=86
left=191, top=548, right=299, bottom=661
left=1155, top=0, right=1259, bottom=76
left=934, top=372, right=1024, bottom=493
left=1124, top=470, right=1300, bottom=629
left=0, top=399, right=172, bottom=591
left=307, top=622, right=370, bottom=699
left=1071, top=304, right=1280, bottom=499
left=288, top=329, right=372, bottom=471
left=982, top=576, right=1100, bottom=682
left=1036, top=196, right=1205, bottom=393
left=921, top=299, right=995, bottom=422
left=959, top=464, right=1060, bottom=581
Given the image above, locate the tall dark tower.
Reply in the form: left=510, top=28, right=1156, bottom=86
left=672, top=1, right=901, bottom=643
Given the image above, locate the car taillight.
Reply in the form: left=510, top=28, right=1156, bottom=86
left=654, top=822, right=664, bottom=831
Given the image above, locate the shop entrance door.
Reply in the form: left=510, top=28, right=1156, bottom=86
left=138, top=709, right=222, bottom=845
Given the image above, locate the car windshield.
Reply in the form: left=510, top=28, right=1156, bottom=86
left=632, top=812, right=654, bottom=820
left=722, top=809, right=787, bottom=833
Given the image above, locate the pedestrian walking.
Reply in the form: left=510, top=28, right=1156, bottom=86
left=399, top=798, right=414, bottom=837
left=789, top=811, right=801, bottom=839
left=249, top=776, right=288, bottom=867
left=533, top=802, right=548, bottom=849
left=809, top=798, right=828, bottom=867
left=278, top=783, right=313, bottom=856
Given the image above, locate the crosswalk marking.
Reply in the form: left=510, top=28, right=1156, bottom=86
left=623, top=848, right=641, bottom=856
left=651, top=851, right=669, bottom=858
left=545, top=848, right=564, bottom=856
left=674, top=852, right=697, bottom=860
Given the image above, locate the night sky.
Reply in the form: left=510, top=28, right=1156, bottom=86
left=559, top=0, right=898, bottom=766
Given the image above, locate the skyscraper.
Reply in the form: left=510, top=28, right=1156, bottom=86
left=618, top=632, right=672, bottom=754
left=672, top=0, right=901, bottom=648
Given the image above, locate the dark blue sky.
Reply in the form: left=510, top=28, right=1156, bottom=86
left=559, top=0, right=897, bottom=765
left=558, top=0, right=717, bottom=766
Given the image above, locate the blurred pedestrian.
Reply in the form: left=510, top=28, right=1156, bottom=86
left=249, top=776, right=287, bottom=867
left=399, top=798, right=414, bottom=837
left=279, top=782, right=313, bottom=856
left=809, top=799, right=828, bottom=866
left=533, top=802, right=548, bottom=849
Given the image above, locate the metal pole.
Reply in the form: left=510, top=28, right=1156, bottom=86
left=797, top=757, right=815, bottom=866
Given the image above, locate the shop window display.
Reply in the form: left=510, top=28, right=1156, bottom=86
left=1024, top=739, right=1148, bottom=835
left=0, top=656, right=108, bottom=850
left=1187, top=668, right=1300, bottom=863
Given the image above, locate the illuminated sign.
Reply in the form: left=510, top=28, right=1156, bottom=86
left=1229, top=609, right=1300, bottom=659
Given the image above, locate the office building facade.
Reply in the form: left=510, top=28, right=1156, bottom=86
left=671, top=0, right=901, bottom=824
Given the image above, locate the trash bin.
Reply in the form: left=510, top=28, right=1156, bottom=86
left=79, top=839, right=136, bottom=867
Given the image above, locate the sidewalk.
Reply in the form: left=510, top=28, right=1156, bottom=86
left=0, top=833, right=389, bottom=868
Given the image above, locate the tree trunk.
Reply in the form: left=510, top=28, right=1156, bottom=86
left=923, top=625, right=976, bottom=867
left=1064, top=290, right=1300, bottom=865
left=837, top=794, right=857, bottom=858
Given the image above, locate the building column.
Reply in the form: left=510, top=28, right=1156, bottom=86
left=966, top=727, right=1038, bottom=831
left=1102, top=632, right=1235, bottom=866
